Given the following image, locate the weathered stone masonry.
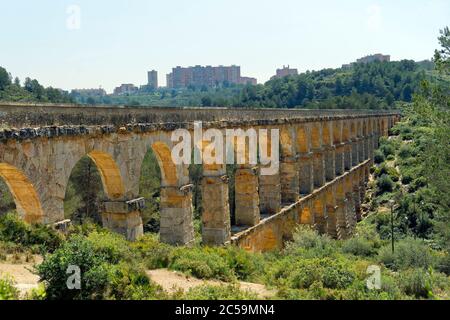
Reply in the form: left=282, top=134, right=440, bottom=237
left=0, top=103, right=400, bottom=250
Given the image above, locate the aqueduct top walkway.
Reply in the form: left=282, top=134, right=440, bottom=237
left=0, top=103, right=400, bottom=251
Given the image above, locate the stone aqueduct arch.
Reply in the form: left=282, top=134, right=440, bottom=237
left=0, top=104, right=400, bottom=250
left=0, top=163, right=44, bottom=223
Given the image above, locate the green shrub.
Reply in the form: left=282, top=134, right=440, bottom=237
left=284, top=226, right=336, bottom=258
left=131, top=234, right=173, bottom=269
left=222, top=246, right=265, bottom=282
left=377, top=174, right=395, bottom=194
left=398, top=144, right=414, bottom=159
left=398, top=268, right=434, bottom=299
left=106, top=262, right=166, bottom=300
left=26, top=283, right=47, bottom=300
left=182, top=284, right=258, bottom=300
left=374, top=150, right=385, bottom=164
left=378, top=238, right=436, bottom=270
left=86, top=231, right=135, bottom=264
left=0, top=213, right=63, bottom=252
left=380, top=143, right=395, bottom=157
left=36, top=235, right=111, bottom=300
left=339, top=279, right=405, bottom=300
left=374, top=163, right=399, bottom=181
left=409, top=177, right=427, bottom=192
left=401, top=172, right=414, bottom=185
left=268, top=257, right=356, bottom=290
left=169, top=247, right=235, bottom=281
left=0, top=275, right=19, bottom=300
left=342, top=237, right=376, bottom=257
left=436, top=253, right=450, bottom=275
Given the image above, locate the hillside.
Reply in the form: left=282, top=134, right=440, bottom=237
left=70, top=59, right=449, bottom=110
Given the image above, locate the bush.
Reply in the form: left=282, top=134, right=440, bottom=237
left=409, top=177, right=427, bottom=192
left=131, top=234, right=173, bottom=269
left=342, top=237, right=376, bottom=257
left=267, top=257, right=356, bottom=290
left=181, top=284, right=258, bottom=300
left=398, top=268, right=433, bottom=299
left=222, top=246, right=265, bottom=282
left=374, top=150, right=385, bottom=164
left=36, top=235, right=111, bottom=300
left=106, top=262, right=166, bottom=300
left=398, top=144, right=414, bottom=159
left=374, top=163, right=399, bottom=182
left=401, top=173, right=414, bottom=185
left=380, top=143, right=395, bottom=157
left=284, top=226, right=336, bottom=258
left=169, top=247, right=235, bottom=281
left=0, top=213, right=63, bottom=252
left=378, top=238, right=436, bottom=270
left=0, top=275, right=19, bottom=300
left=86, top=231, right=135, bottom=264
left=377, top=174, right=395, bottom=194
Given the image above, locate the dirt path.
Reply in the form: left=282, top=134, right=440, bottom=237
left=0, top=261, right=40, bottom=296
left=147, top=269, right=275, bottom=299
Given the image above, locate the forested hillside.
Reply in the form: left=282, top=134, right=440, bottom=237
left=72, top=59, right=448, bottom=110
left=0, top=67, right=72, bottom=104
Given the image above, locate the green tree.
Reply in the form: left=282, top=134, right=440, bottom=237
left=0, top=67, right=11, bottom=90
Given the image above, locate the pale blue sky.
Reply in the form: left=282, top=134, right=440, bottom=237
left=0, top=0, right=448, bottom=92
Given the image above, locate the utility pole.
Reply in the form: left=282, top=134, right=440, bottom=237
left=389, top=199, right=395, bottom=254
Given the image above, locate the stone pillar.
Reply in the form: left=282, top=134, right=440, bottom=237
left=335, top=181, right=349, bottom=240
left=259, top=169, right=281, bottom=215
left=363, top=128, right=370, bottom=160
left=335, top=143, right=345, bottom=176
left=351, top=139, right=359, bottom=166
left=201, top=173, right=231, bottom=245
left=299, top=199, right=314, bottom=225
left=312, top=149, right=326, bottom=188
left=374, top=121, right=380, bottom=149
left=358, top=138, right=365, bottom=162
left=235, top=166, right=260, bottom=226
left=322, top=121, right=335, bottom=182
left=102, top=198, right=144, bottom=241
left=280, top=156, right=300, bottom=204
left=298, top=152, right=314, bottom=195
left=324, top=146, right=336, bottom=181
left=344, top=142, right=352, bottom=171
left=344, top=175, right=357, bottom=235
left=325, top=186, right=338, bottom=238
left=313, top=194, right=327, bottom=234
left=359, top=170, right=366, bottom=219
left=160, top=185, right=195, bottom=245
left=351, top=173, right=362, bottom=222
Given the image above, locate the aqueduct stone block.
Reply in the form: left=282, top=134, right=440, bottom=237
left=235, top=167, right=260, bottom=226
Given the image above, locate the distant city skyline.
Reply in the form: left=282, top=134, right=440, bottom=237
left=0, top=0, right=448, bottom=92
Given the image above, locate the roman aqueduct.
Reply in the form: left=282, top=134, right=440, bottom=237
left=0, top=103, right=400, bottom=251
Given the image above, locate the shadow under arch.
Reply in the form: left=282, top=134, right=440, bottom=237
left=86, top=151, right=125, bottom=200
left=150, top=142, right=179, bottom=186
left=64, top=150, right=126, bottom=224
left=138, top=141, right=194, bottom=244
left=0, top=163, right=43, bottom=223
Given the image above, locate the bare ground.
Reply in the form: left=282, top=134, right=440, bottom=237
left=0, top=258, right=41, bottom=296
left=146, top=268, right=276, bottom=299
